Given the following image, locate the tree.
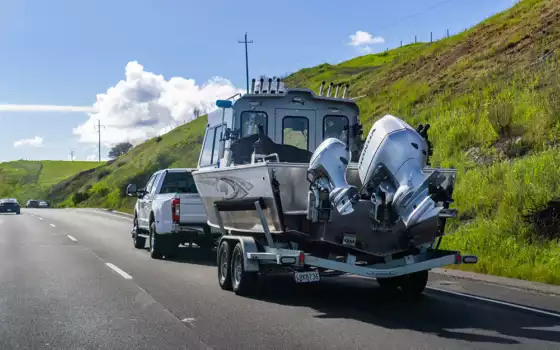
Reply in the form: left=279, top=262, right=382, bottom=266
left=193, top=107, right=201, bottom=119
left=108, top=142, right=133, bottom=159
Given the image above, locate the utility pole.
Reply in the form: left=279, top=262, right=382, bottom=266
left=238, top=32, right=253, bottom=94
left=94, top=120, right=105, bottom=162
left=69, top=150, right=74, bottom=161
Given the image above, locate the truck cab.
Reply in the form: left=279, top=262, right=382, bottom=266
left=126, top=168, right=219, bottom=259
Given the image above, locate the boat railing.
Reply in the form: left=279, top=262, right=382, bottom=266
left=251, top=153, right=280, bottom=164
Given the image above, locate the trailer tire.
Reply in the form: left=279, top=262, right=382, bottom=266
left=230, top=243, right=258, bottom=296
left=217, top=240, right=233, bottom=290
left=399, top=270, right=429, bottom=296
left=377, top=277, right=400, bottom=290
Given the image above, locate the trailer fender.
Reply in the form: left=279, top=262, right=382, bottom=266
left=219, top=236, right=260, bottom=272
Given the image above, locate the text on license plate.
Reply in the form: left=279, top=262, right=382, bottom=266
left=294, top=271, right=320, bottom=283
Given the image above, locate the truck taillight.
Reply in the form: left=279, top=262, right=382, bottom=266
left=172, top=198, right=180, bottom=223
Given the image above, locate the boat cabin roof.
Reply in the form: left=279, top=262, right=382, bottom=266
left=200, top=85, right=363, bottom=168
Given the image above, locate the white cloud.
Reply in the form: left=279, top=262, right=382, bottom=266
left=86, top=154, right=97, bottom=161
left=0, top=105, right=96, bottom=113
left=13, top=136, right=44, bottom=148
left=73, top=61, right=244, bottom=146
left=348, top=30, right=385, bottom=46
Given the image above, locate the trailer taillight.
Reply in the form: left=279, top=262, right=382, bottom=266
left=299, top=251, right=305, bottom=265
left=171, top=198, right=180, bottom=223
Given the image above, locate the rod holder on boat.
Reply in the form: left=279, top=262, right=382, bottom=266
left=266, top=78, right=272, bottom=94
left=319, top=81, right=326, bottom=96
left=326, top=82, right=334, bottom=97
left=334, top=84, right=341, bottom=98
left=342, top=84, right=349, bottom=98
left=276, top=78, right=281, bottom=93
left=251, top=79, right=256, bottom=94
left=259, top=78, right=264, bottom=94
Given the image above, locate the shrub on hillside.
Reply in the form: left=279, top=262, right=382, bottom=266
left=72, top=192, right=89, bottom=205
left=97, top=169, right=111, bottom=180
left=488, top=100, right=514, bottom=138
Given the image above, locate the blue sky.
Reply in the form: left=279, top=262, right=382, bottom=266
left=0, top=0, right=517, bottom=162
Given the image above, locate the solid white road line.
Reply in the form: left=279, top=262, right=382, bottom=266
left=105, top=263, right=132, bottom=280
left=38, top=217, right=43, bottom=220
left=66, top=234, right=78, bottom=242
left=427, top=286, right=560, bottom=319
left=49, top=223, right=56, bottom=227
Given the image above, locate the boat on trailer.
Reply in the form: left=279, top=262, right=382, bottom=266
left=192, top=77, right=477, bottom=295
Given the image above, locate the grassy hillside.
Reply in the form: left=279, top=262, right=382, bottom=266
left=51, top=116, right=208, bottom=212
left=0, top=160, right=103, bottom=203
left=45, top=0, right=559, bottom=283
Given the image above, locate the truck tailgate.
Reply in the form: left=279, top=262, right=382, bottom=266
left=179, top=193, right=207, bottom=224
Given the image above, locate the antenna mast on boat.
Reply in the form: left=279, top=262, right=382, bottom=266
left=238, top=32, right=253, bottom=94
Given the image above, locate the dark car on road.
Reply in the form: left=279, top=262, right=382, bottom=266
left=26, top=200, right=40, bottom=208
left=0, top=198, right=21, bottom=214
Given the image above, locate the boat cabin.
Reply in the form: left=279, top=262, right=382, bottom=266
left=197, top=78, right=363, bottom=169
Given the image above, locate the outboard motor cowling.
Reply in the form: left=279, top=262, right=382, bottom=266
left=307, top=138, right=358, bottom=220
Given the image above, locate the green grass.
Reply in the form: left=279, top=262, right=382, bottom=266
left=4, top=0, right=560, bottom=284
left=52, top=116, right=208, bottom=213
left=0, top=160, right=103, bottom=203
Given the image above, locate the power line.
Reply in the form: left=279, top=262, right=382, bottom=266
left=238, top=32, right=253, bottom=94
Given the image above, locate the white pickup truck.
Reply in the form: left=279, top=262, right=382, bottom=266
left=126, top=168, right=219, bottom=259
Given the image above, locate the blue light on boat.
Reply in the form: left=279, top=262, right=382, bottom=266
left=216, top=100, right=233, bottom=108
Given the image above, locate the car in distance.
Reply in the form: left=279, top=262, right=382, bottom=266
left=26, top=199, right=49, bottom=208
left=26, top=200, right=40, bottom=208
left=0, top=198, right=21, bottom=214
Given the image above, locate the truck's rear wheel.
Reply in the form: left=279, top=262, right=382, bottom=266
left=217, top=240, right=233, bottom=290
left=132, top=216, right=146, bottom=249
left=149, top=222, right=164, bottom=259
left=399, top=270, right=429, bottom=296
left=230, top=243, right=258, bottom=296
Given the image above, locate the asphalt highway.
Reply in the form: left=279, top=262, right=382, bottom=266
left=1, top=208, right=559, bottom=349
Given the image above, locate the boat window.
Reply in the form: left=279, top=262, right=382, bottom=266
left=282, top=116, right=309, bottom=150
left=240, top=111, right=268, bottom=137
left=212, top=125, right=224, bottom=164
left=323, top=115, right=349, bottom=145
left=160, top=172, right=198, bottom=194
left=199, top=127, right=217, bottom=166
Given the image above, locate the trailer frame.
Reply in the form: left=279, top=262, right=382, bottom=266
left=214, top=198, right=477, bottom=296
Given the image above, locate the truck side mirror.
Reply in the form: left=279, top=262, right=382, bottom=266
left=126, top=184, right=137, bottom=197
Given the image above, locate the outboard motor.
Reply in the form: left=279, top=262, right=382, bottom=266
left=357, top=115, right=448, bottom=234
left=307, top=115, right=452, bottom=249
left=306, top=138, right=358, bottom=222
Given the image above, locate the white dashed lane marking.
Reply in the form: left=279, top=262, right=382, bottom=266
left=105, top=263, right=132, bottom=280
left=66, top=235, right=78, bottom=242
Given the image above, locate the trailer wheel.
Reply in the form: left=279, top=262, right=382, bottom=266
left=377, top=277, right=400, bottom=290
left=399, top=270, right=429, bottom=296
left=217, top=240, right=233, bottom=290
left=230, top=243, right=258, bottom=296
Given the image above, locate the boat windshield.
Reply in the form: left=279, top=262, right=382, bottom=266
left=323, top=115, right=349, bottom=145
left=240, top=111, right=268, bottom=137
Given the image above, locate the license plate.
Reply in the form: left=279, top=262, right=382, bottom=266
left=294, top=271, right=320, bottom=283
left=342, top=234, right=356, bottom=247
left=6, top=209, right=11, bottom=212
